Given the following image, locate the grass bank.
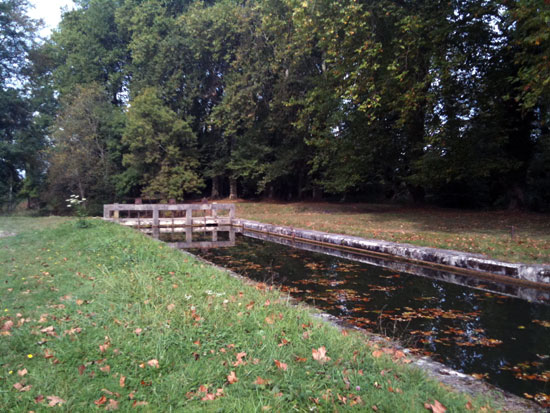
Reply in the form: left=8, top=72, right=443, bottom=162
left=0, top=217, right=497, bottom=411
left=236, top=202, right=550, bottom=264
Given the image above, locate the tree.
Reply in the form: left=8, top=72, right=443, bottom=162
left=122, top=88, right=203, bottom=200
left=0, top=0, right=40, bottom=210
left=46, top=84, right=125, bottom=213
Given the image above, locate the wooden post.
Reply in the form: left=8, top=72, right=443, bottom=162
left=152, top=206, right=159, bottom=228
left=212, top=229, right=218, bottom=242
left=186, top=206, right=192, bottom=226
left=229, top=205, right=235, bottom=225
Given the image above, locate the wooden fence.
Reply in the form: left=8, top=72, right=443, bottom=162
left=103, top=203, right=235, bottom=227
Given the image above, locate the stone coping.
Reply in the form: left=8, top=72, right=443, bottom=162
left=235, top=219, right=550, bottom=286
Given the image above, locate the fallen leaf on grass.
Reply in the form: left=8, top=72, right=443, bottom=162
left=47, top=395, right=65, bottom=407
left=167, top=303, right=175, bottom=312
left=78, top=365, right=86, bottom=375
left=100, top=365, right=111, bottom=373
left=17, top=368, right=28, bottom=377
left=278, top=338, right=290, bottom=347
left=254, top=376, right=270, bottom=385
left=106, top=399, right=118, bottom=410
left=372, top=350, right=383, bottom=358
left=274, top=360, right=287, bottom=371
left=312, top=346, right=330, bottom=363
left=227, top=371, right=238, bottom=384
left=147, top=359, right=159, bottom=368
left=132, top=401, right=148, bottom=407
left=13, top=382, right=32, bottom=392
left=134, top=328, right=143, bottom=335
left=35, top=395, right=44, bottom=403
left=95, top=396, right=107, bottom=406
left=1, top=320, right=13, bottom=331
left=424, top=399, right=446, bottom=413
left=265, top=316, right=274, bottom=325
left=119, top=375, right=126, bottom=388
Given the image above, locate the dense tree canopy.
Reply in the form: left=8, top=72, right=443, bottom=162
left=2, top=0, right=550, bottom=211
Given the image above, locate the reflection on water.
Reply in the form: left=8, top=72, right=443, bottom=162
left=148, top=226, right=236, bottom=249
left=143, top=226, right=550, bottom=403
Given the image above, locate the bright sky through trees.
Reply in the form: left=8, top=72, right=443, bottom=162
left=28, top=0, right=74, bottom=36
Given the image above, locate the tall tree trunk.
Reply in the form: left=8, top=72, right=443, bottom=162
left=211, top=176, right=220, bottom=199
left=229, top=177, right=238, bottom=200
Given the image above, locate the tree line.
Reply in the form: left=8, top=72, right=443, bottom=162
left=1, top=0, right=550, bottom=213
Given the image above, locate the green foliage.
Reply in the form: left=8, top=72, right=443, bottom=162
left=122, top=88, right=204, bottom=200
left=46, top=84, right=125, bottom=213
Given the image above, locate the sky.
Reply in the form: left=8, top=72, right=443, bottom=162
left=28, top=0, right=75, bottom=37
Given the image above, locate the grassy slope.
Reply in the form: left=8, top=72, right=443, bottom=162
left=0, top=217, right=496, bottom=412
left=236, top=202, right=550, bottom=264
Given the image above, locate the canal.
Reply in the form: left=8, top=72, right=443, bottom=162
left=153, top=227, right=550, bottom=404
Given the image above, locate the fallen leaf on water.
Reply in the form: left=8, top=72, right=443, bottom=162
left=227, top=371, right=238, bottom=384
left=274, top=360, right=287, bottom=371
left=147, top=359, right=159, bottom=368
left=424, top=399, right=446, bottom=413
left=47, top=395, right=66, bottom=407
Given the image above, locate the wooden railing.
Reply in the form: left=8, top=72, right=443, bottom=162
left=103, top=203, right=235, bottom=227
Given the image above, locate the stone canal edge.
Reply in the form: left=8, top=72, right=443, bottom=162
left=234, top=219, right=550, bottom=288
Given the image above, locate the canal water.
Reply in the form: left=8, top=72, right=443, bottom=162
left=154, top=227, right=550, bottom=404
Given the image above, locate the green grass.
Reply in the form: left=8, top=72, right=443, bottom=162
left=0, top=217, right=498, bottom=411
left=235, top=201, right=550, bottom=264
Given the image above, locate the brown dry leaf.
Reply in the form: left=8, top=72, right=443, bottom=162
left=254, top=376, right=269, bottom=385
left=76, top=299, right=84, bottom=305
left=119, top=375, right=126, bottom=388
left=78, top=365, right=86, bottom=375
left=147, top=359, right=159, bottom=368
left=372, top=406, right=378, bottom=411
left=167, top=303, right=175, bottom=312
left=246, top=301, right=255, bottom=310
left=44, top=349, right=54, bottom=359
left=302, top=331, right=310, bottom=340
left=342, top=330, right=349, bottom=337
left=393, top=350, right=406, bottom=359
left=134, top=328, right=143, bottom=335
left=278, top=338, right=290, bottom=347
left=13, top=382, right=32, bottom=392
left=295, top=356, right=307, bottom=363
left=265, top=316, right=274, bottom=325
left=1, top=320, right=14, bottom=331
left=424, top=399, right=447, bottom=413
left=17, top=368, right=28, bottom=377
left=106, top=399, right=119, bottom=411
left=132, top=401, right=148, bottom=407
left=47, top=396, right=66, bottom=407
left=312, top=346, right=330, bottom=363
left=227, top=371, right=238, bottom=384
left=274, top=360, right=287, bottom=371
left=40, top=325, right=56, bottom=336
left=264, top=299, right=271, bottom=306
left=372, top=350, right=383, bottom=358
left=100, top=365, right=111, bottom=373
left=95, top=395, right=108, bottom=406
left=35, top=395, right=45, bottom=403
left=465, top=401, right=473, bottom=410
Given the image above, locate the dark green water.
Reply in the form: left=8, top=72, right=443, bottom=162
left=160, top=230, right=550, bottom=402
